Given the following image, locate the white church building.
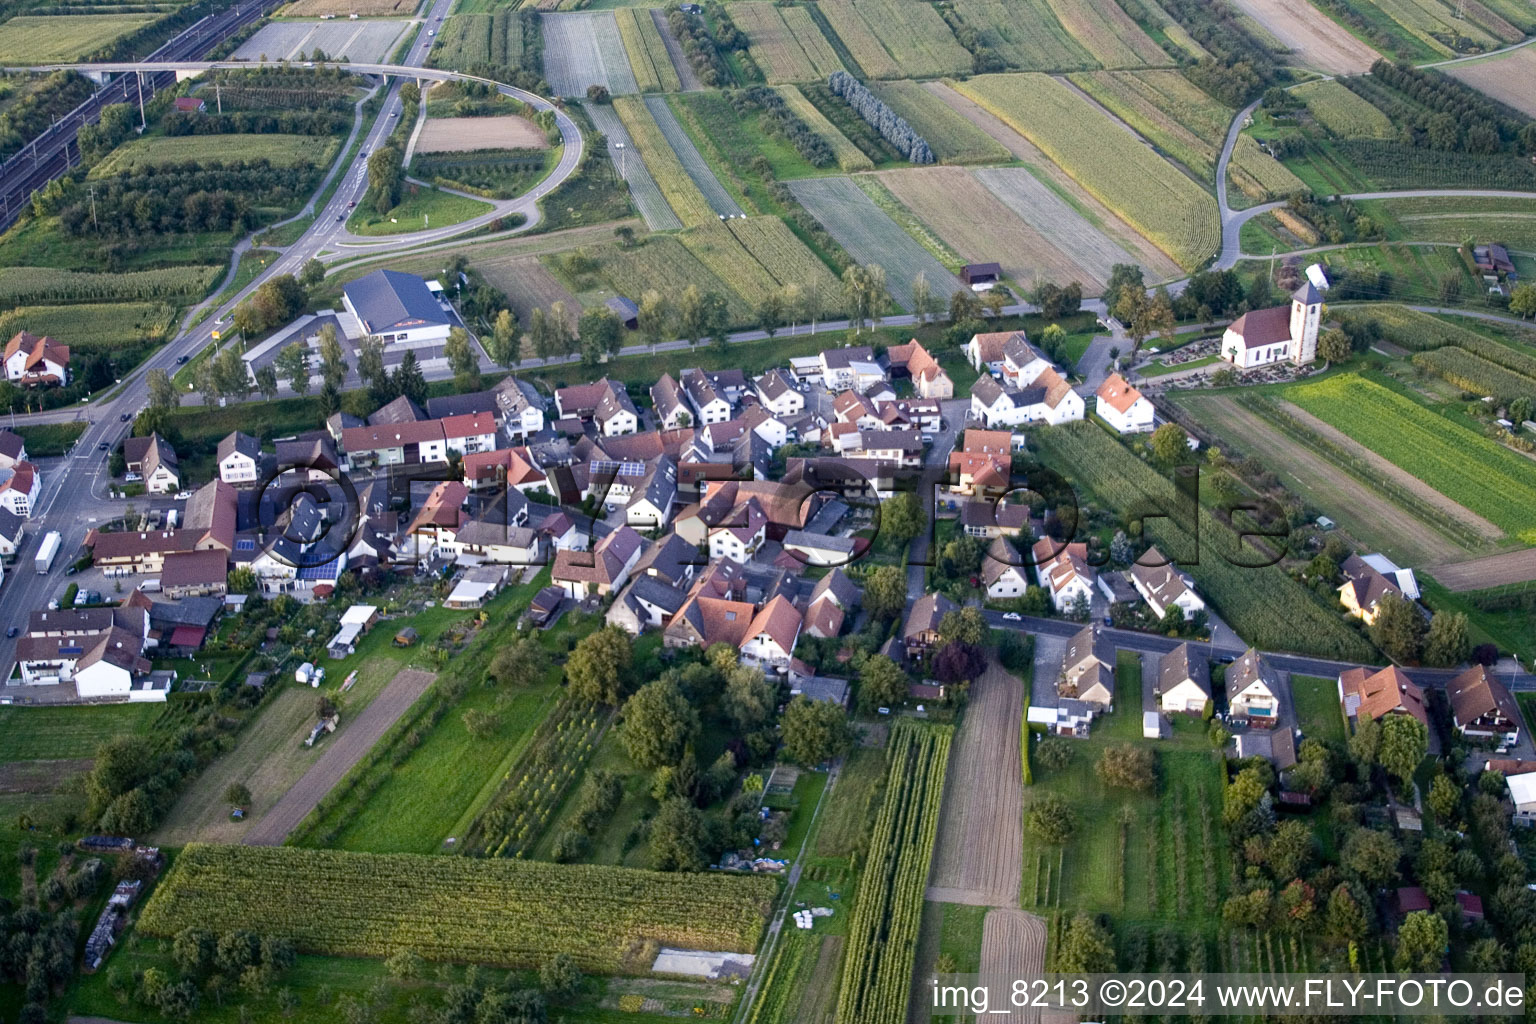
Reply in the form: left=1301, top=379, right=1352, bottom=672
left=1220, top=282, right=1321, bottom=369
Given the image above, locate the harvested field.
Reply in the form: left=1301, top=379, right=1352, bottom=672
left=979, top=910, right=1048, bottom=1022
left=1228, top=0, right=1380, bottom=71
left=415, top=115, right=548, bottom=153
left=956, top=73, right=1219, bottom=270
left=471, top=254, right=581, bottom=342
left=1428, top=548, right=1536, bottom=591
left=949, top=0, right=1093, bottom=71
left=1042, top=0, right=1168, bottom=67
left=615, top=7, right=681, bottom=92
left=926, top=660, right=1024, bottom=908
left=877, top=166, right=1105, bottom=293
left=972, top=167, right=1137, bottom=291
left=282, top=0, right=415, bottom=14
left=584, top=102, right=682, bottom=230
left=542, top=11, right=637, bottom=99
left=0, top=13, right=157, bottom=62
left=644, top=94, right=743, bottom=218
left=1446, top=46, right=1536, bottom=117
left=651, top=8, right=702, bottom=90
left=775, top=85, right=872, bottom=171
left=0, top=758, right=92, bottom=794
left=1068, top=69, right=1233, bottom=181
left=245, top=669, right=437, bottom=845
left=789, top=175, right=962, bottom=309
left=818, top=0, right=971, bottom=79
left=923, top=81, right=1181, bottom=281
left=231, top=18, right=411, bottom=62
left=734, top=2, right=843, bottom=83
left=1293, top=79, right=1395, bottom=138
left=867, top=79, right=1008, bottom=164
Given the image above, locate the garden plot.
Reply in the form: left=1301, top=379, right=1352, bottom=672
left=542, top=11, right=638, bottom=98
left=1447, top=46, right=1536, bottom=117
left=1227, top=0, right=1380, bottom=71
left=643, top=94, right=743, bottom=219
left=415, top=115, right=548, bottom=153
left=232, top=19, right=411, bottom=62
left=0, top=13, right=159, bottom=62
left=789, top=176, right=961, bottom=309
left=584, top=102, right=682, bottom=230
left=877, top=166, right=1107, bottom=293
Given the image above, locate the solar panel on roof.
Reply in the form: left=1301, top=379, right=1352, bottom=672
left=235, top=539, right=255, bottom=551
left=296, top=557, right=342, bottom=580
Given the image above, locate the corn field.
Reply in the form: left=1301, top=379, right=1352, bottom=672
left=0, top=265, right=219, bottom=306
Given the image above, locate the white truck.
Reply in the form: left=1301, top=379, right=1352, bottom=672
left=34, top=531, right=61, bottom=574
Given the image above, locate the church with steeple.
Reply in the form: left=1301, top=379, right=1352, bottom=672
left=1219, top=282, right=1321, bottom=369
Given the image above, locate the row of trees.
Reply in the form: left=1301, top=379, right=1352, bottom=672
left=827, top=71, right=934, bottom=165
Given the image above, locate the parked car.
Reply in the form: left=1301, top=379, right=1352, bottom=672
left=1002, top=612, right=1021, bottom=621
left=174, top=491, right=192, bottom=500
left=124, top=472, right=141, bottom=482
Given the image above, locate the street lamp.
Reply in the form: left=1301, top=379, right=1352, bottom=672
left=614, top=141, right=625, bottom=177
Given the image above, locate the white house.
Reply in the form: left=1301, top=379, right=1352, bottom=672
left=1032, top=538, right=1095, bottom=613
left=740, top=406, right=789, bottom=448
left=971, top=372, right=1083, bottom=429
left=626, top=458, right=678, bottom=530
left=739, top=595, right=801, bottom=673
left=342, top=270, right=451, bottom=346
left=755, top=369, right=804, bottom=417
left=1095, top=373, right=1154, bottom=434
left=1507, top=772, right=1536, bottom=826
left=682, top=369, right=733, bottom=425
left=493, top=377, right=546, bottom=438
left=1220, top=282, right=1320, bottom=369
left=708, top=498, right=767, bottom=563
left=651, top=374, right=692, bottom=429
left=819, top=346, right=875, bottom=391
left=0, top=461, right=39, bottom=517
left=1129, top=547, right=1205, bottom=620
left=442, top=412, right=500, bottom=456
left=782, top=529, right=857, bottom=568
left=1157, top=642, right=1210, bottom=714
left=982, top=538, right=1029, bottom=599
left=1227, top=649, right=1280, bottom=726
left=965, top=330, right=1027, bottom=374
left=216, top=432, right=262, bottom=486
left=4, top=331, right=70, bottom=386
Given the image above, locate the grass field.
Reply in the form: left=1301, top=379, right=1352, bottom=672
left=1446, top=45, right=1536, bottom=118
left=1290, top=675, right=1346, bottom=744
left=866, top=79, right=1008, bottom=164
left=734, top=2, right=843, bottom=83
left=775, top=85, right=873, bottom=171
left=1287, top=373, right=1536, bottom=544
left=1228, top=133, right=1307, bottom=202
left=89, top=133, right=335, bottom=177
left=613, top=95, right=718, bottom=226
left=347, top=186, right=492, bottom=235
left=14, top=421, right=87, bottom=456
left=0, top=13, right=158, bottom=62
left=0, top=703, right=162, bottom=761
left=817, top=0, right=971, bottom=78
left=957, top=73, right=1218, bottom=270
left=1292, top=79, right=1395, bottom=140
left=0, top=301, right=175, bottom=350
left=1068, top=70, right=1232, bottom=181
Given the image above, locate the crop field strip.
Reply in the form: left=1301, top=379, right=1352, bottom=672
left=789, top=175, right=961, bottom=309
left=0, top=265, right=219, bottom=306
left=1292, top=79, right=1395, bottom=139
left=773, top=85, right=872, bottom=171
left=611, top=96, right=716, bottom=226
left=589, top=234, right=754, bottom=322
left=972, top=167, right=1147, bottom=286
left=836, top=720, right=952, bottom=1024
left=725, top=215, right=841, bottom=297
left=542, top=11, right=638, bottom=99
left=1067, top=69, right=1232, bottom=182
left=816, top=0, right=972, bottom=79
left=1040, top=0, right=1169, bottom=67
left=1287, top=374, right=1536, bottom=544
left=0, top=13, right=159, bottom=62
left=734, top=2, right=844, bottom=84
left=1445, top=46, right=1536, bottom=118
left=948, top=0, right=1094, bottom=71
left=865, top=80, right=1008, bottom=164
left=0, top=302, right=175, bottom=350
left=583, top=102, right=683, bottom=230
left=1225, top=0, right=1381, bottom=72
left=88, top=133, right=336, bottom=176
left=615, top=7, right=681, bottom=93
left=956, top=73, right=1217, bottom=270
left=642, top=95, right=744, bottom=219
left=139, top=844, right=777, bottom=972
left=1228, top=134, right=1307, bottom=201
left=876, top=166, right=1108, bottom=293
left=430, top=10, right=530, bottom=71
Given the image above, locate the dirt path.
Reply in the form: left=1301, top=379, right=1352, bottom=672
left=1184, top=395, right=1478, bottom=563
left=1229, top=0, right=1380, bottom=72
left=926, top=660, right=1024, bottom=908
left=1428, top=547, right=1536, bottom=590
left=1278, top=402, right=1505, bottom=541
left=979, top=908, right=1049, bottom=1022
left=243, top=669, right=436, bottom=846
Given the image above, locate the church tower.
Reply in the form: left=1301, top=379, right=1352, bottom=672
left=1289, top=281, right=1321, bottom=365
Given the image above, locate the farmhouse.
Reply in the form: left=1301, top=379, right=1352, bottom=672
left=1338, top=665, right=1428, bottom=728
left=1445, top=664, right=1519, bottom=745
left=1129, top=547, right=1204, bottom=621
left=1157, top=642, right=1210, bottom=714
left=4, top=331, right=70, bottom=386
left=1059, top=623, right=1114, bottom=709
left=1226, top=649, right=1280, bottom=726
left=1095, top=373, right=1154, bottom=434
left=342, top=270, right=451, bottom=345
left=1220, top=282, right=1320, bottom=369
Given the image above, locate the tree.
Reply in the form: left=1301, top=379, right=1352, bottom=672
left=223, top=782, right=251, bottom=807
left=357, top=335, right=387, bottom=395
left=1026, top=792, right=1076, bottom=843
left=1095, top=744, right=1156, bottom=791
left=620, top=678, right=699, bottom=769
left=529, top=308, right=556, bottom=361
left=254, top=364, right=279, bottom=402
left=880, top=491, right=926, bottom=546
left=860, top=654, right=908, bottom=711
left=910, top=272, right=932, bottom=325
left=637, top=290, right=670, bottom=350
left=548, top=301, right=577, bottom=357
left=1325, top=883, right=1369, bottom=944
left=1369, top=592, right=1424, bottom=664
left=1149, top=423, right=1187, bottom=466
left=1422, top=611, right=1471, bottom=667
left=384, top=948, right=424, bottom=980
left=444, top=327, right=480, bottom=393
left=1056, top=914, right=1116, bottom=972
left=172, top=927, right=216, bottom=975
left=1395, top=910, right=1448, bottom=972
left=489, top=309, right=520, bottom=368
left=489, top=637, right=548, bottom=686
left=613, top=224, right=635, bottom=248
left=214, top=347, right=251, bottom=400
left=934, top=641, right=986, bottom=683
left=1103, top=264, right=1145, bottom=314
left=318, top=324, right=347, bottom=391
left=1377, top=713, right=1427, bottom=786
left=722, top=666, right=776, bottom=731
left=462, top=708, right=501, bottom=740
left=939, top=607, right=987, bottom=648
left=566, top=626, right=633, bottom=705
left=1427, top=773, right=1460, bottom=821
left=1511, top=281, right=1536, bottom=320
left=1318, top=327, right=1351, bottom=366
left=273, top=343, right=310, bottom=396
left=586, top=83, right=610, bottom=104
left=146, top=368, right=177, bottom=411
left=1341, top=827, right=1400, bottom=886
left=676, top=285, right=706, bottom=347
left=393, top=350, right=428, bottom=406
left=780, top=696, right=851, bottom=766
left=703, top=291, right=730, bottom=349
left=1268, top=818, right=1313, bottom=878
left=299, top=258, right=325, bottom=289
left=756, top=289, right=785, bottom=338
left=650, top=797, right=706, bottom=871
left=367, top=145, right=403, bottom=214
left=577, top=307, right=623, bottom=366
left=863, top=565, right=907, bottom=620
left=538, top=954, right=582, bottom=1000
left=841, top=264, right=886, bottom=334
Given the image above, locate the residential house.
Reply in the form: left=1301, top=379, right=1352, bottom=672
left=1157, top=642, right=1210, bottom=714
left=1220, top=282, right=1321, bottom=369
left=551, top=525, right=645, bottom=599
left=755, top=369, right=804, bottom=417
left=965, top=330, right=1026, bottom=375
left=1095, top=373, right=1154, bottom=434
left=461, top=446, right=547, bottom=496
left=1032, top=538, right=1095, bottom=614
left=216, top=432, right=262, bottom=486
left=0, top=430, right=27, bottom=469
left=4, top=331, right=69, bottom=386
left=542, top=511, right=584, bottom=552
left=492, top=376, right=547, bottom=438
left=739, top=405, right=789, bottom=449
left=16, top=606, right=160, bottom=700
left=903, top=592, right=957, bottom=658
left=0, top=461, right=39, bottom=517
left=651, top=374, right=692, bottom=429
left=401, top=480, right=468, bottom=561
left=341, top=420, right=447, bottom=469
left=1446, top=664, right=1520, bottom=745
left=1236, top=728, right=1297, bottom=770
left=1060, top=623, right=1114, bottom=708
left=341, top=269, right=450, bottom=345
left=982, top=537, right=1028, bottom=599
left=948, top=429, right=1013, bottom=497
left=782, top=530, right=857, bottom=568
left=970, top=370, right=1083, bottom=429
left=0, top=507, right=25, bottom=559
left=739, top=595, right=801, bottom=673
left=887, top=339, right=953, bottom=398
left=803, top=568, right=859, bottom=639
left=274, top=435, right=340, bottom=483
left=441, top=412, right=500, bottom=456
left=247, top=494, right=348, bottom=599
left=123, top=434, right=180, bottom=495
left=1129, top=547, right=1205, bottom=621
left=554, top=378, right=639, bottom=436
left=1337, top=553, right=1403, bottom=625
left=1359, top=553, right=1420, bottom=599
left=626, top=457, right=678, bottom=529
left=664, top=561, right=755, bottom=650
left=960, top=500, right=1029, bottom=540
left=159, top=548, right=228, bottom=599
left=1507, top=772, right=1536, bottom=825
left=682, top=369, right=733, bottom=425
left=454, top=521, right=541, bottom=565
left=1227, top=648, right=1280, bottom=726
left=819, top=346, right=876, bottom=391
left=607, top=575, right=689, bottom=635
left=708, top=497, right=768, bottom=563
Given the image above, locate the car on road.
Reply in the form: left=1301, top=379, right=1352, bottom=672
left=428, top=29, right=434, bottom=35
left=6, top=627, right=17, bottom=638
left=1002, top=612, right=1021, bottom=621
left=347, top=200, right=356, bottom=208
left=120, top=413, right=131, bottom=422
left=97, top=442, right=108, bottom=451
left=176, top=355, right=189, bottom=364
left=920, top=434, right=934, bottom=443
left=174, top=491, right=192, bottom=500
left=337, top=215, right=344, bottom=222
